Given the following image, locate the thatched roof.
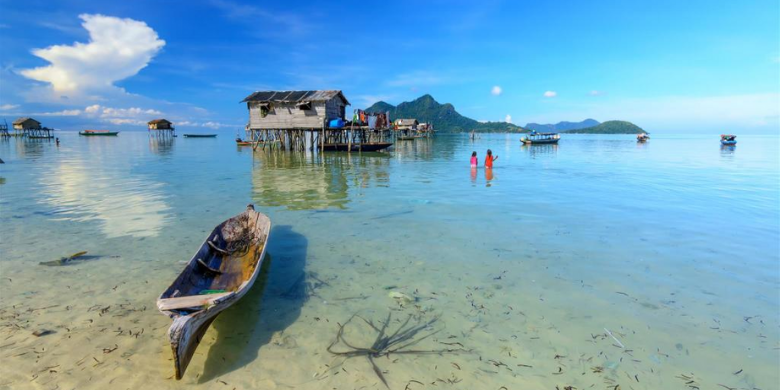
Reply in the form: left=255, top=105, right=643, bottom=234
left=242, top=90, right=350, bottom=106
left=148, top=119, right=172, bottom=125
left=13, top=117, right=40, bottom=125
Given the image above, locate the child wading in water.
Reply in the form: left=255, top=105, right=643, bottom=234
left=485, top=149, right=498, bottom=168
left=470, top=151, right=478, bottom=167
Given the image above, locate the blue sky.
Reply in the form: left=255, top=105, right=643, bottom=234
left=0, top=0, right=778, bottom=132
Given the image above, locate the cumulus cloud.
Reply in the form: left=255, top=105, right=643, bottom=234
left=20, top=14, right=165, bottom=94
left=37, top=109, right=82, bottom=116
left=93, top=105, right=162, bottom=118
left=543, top=91, right=557, bottom=98
left=505, top=114, right=512, bottom=123
left=491, top=86, right=502, bottom=96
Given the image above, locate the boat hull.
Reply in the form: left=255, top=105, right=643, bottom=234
left=397, top=136, right=416, bottom=141
left=183, top=134, right=217, bottom=138
left=522, top=138, right=560, bottom=145
left=721, top=140, right=737, bottom=146
left=322, top=142, right=393, bottom=152
left=79, top=132, right=119, bottom=136
left=157, top=205, right=271, bottom=379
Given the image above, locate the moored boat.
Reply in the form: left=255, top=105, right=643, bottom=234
left=183, top=134, right=217, bottom=138
left=521, top=131, right=560, bottom=144
left=157, top=205, right=271, bottom=379
left=79, top=130, right=119, bottom=136
left=720, top=134, right=737, bottom=145
left=236, top=139, right=280, bottom=146
left=322, top=142, right=393, bottom=152
left=637, top=133, right=650, bottom=142
left=397, top=136, right=416, bottom=141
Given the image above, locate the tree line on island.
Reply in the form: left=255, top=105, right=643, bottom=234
left=365, top=94, right=646, bottom=134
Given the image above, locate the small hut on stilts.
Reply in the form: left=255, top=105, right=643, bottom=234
left=242, top=90, right=393, bottom=152
left=148, top=119, right=175, bottom=138
left=13, top=117, right=53, bottom=138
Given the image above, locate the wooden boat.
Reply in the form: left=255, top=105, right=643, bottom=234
left=720, top=134, right=737, bottom=146
left=79, top=130, right=119, bottom=136
left=236, top=139, right=280, bottom=146
left=521, top=131, right=560, bottom=144
left=397, top=136, right=416, bottom=141
left=28, top=135, right=55, bottom=139
left=637, top=133, right=650, bottom=142
left=183, top=134, right=217, bottom=138
left=322, top=142, right=393, bottom=152
left=157, top=205, right=271, bottom=379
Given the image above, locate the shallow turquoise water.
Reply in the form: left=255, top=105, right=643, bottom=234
left=1, top=132, right=778, bottom=389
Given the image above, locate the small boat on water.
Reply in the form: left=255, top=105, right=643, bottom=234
left=235, top=139, right=281, bottom=146
left=28, top=135, right=55, bottom=139
left=322, top=142, right=393, bottom=152
left=521, top=131, right=560, bottom=145
left=397, top=136, right=416, bottom=141
left=721, top=134, right=737, bottom=145
left=637, top=133, right=650, bottom=142
left=79, top=130, right=119, bottom=136
left=157, top=205, right=271, bottom=379
left=183, top=134, right=217, bottom=138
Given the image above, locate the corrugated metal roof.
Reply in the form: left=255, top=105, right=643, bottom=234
left=148, top=119, right=172, bottom=124
left=396, top=119, right=418, bottom=125
left=242, top=90, right=349, bottom=105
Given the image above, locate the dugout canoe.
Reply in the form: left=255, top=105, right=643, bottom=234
left=322, top=142, right=393, bottom=152
left=183, top=134, right=217, bottom=138
left=157, top=204, right=271, bottom=379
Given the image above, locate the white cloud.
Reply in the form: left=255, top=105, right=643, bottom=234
left=491, top=86, right=502, bottom=96
left=20, top=14, right=165, bottom=94
left=0, top=104, right=19, bottom=111
left=505, top=114, right=512, bottom=123
left=37, top=109, right=82, bottom=116
left=589, top=90, right=604, bottom=96
left=543, top=91, right=557, bottom=98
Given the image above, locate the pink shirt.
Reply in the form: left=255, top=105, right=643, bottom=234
left=470, top=156, right=478, bottom=167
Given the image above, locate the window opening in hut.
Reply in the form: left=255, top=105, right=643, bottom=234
left=259, top=103, right=271, bottom=118
left=296, top=101, right=312, bottom=111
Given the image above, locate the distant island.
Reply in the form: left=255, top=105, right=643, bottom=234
left=364, top=94, right=644, bottom=134
left=526, top=119, right=600, bottom=132
left=365, top=95, right=525, bottom=133
left=562, top=120, right=646, bottom=134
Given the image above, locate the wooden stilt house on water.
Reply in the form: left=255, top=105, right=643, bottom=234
left=242, top=90, right=393, bottom=152
left=13, top=117, right=53, bottom=138
left=148, top=119, right=175, bottom=138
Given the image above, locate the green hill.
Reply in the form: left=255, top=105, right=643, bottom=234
left=365, top=94, right=525, bottom=133
left=562, top=120, right=645, bottom=134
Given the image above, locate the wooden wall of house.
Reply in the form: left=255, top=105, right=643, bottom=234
left=249, top=102, right=325, bottom=129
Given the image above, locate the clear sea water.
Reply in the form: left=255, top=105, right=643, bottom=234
left=1, top=132, right=778, bottom=390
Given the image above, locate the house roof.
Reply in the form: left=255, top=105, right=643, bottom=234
left=148, top=119, right=172, bottom=124
left=13, top=117, right=39, bottom=125
left=396, top=119, right=419, bottom=125
left=242, top=90, right=350, bottom=106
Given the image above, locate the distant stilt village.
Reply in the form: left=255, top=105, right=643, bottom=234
left=2, top=89, right=434, bottom=153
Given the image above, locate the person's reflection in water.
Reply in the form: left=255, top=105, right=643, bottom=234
left=470, top=167, right=477, bottom=184
left=485, top=168, right=494, bottom=187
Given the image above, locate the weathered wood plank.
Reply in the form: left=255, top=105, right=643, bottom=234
left=157, top=292, right=233, bottom=311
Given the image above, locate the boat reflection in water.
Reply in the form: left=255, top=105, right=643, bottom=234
left=720, top=144, right=736, bottom=157
left=251, top=151, right=390, bottom=210
left=521, top=143, right=558, bottom=158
